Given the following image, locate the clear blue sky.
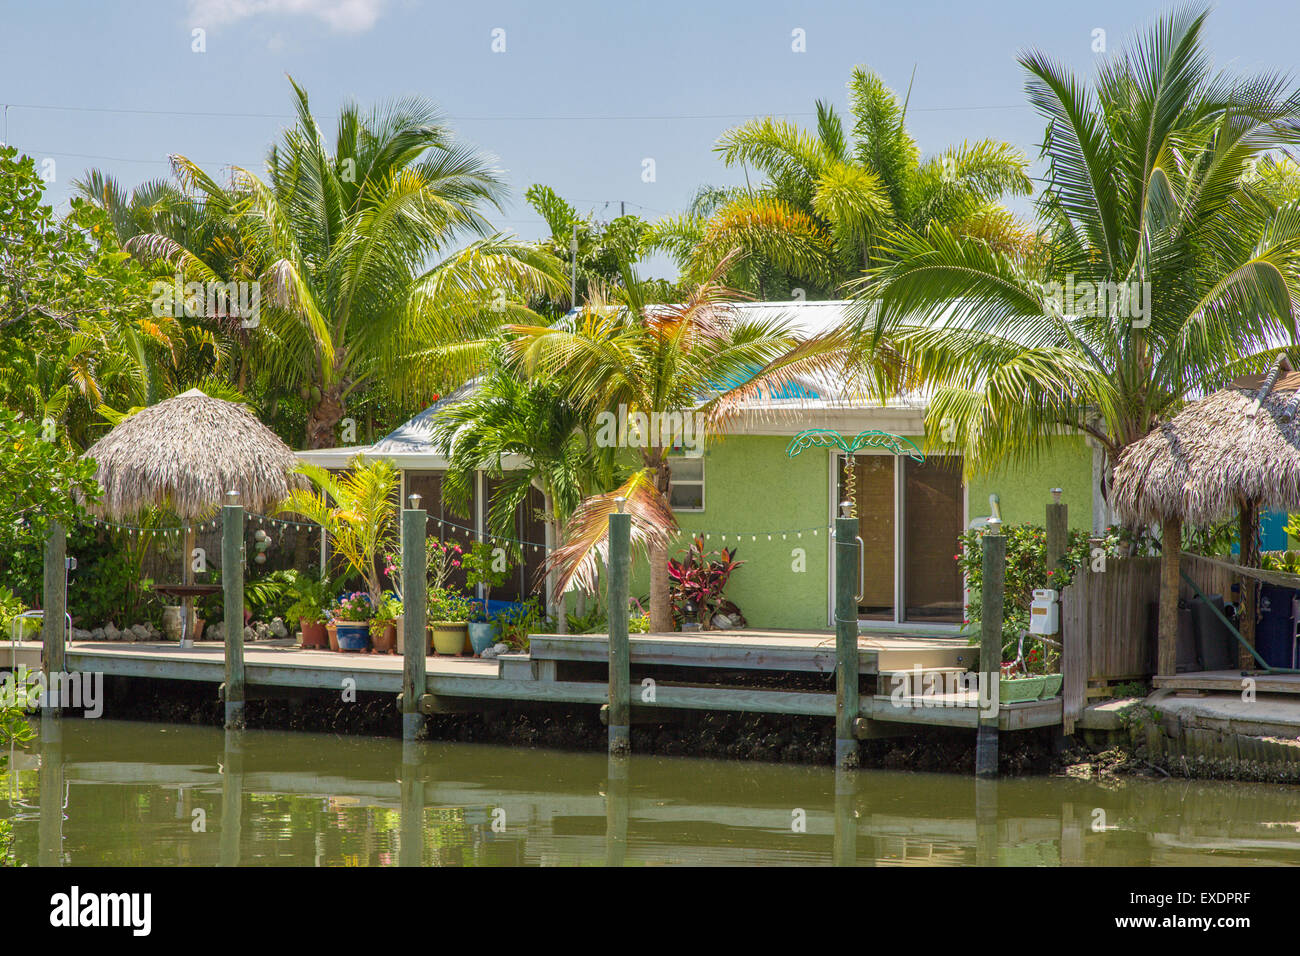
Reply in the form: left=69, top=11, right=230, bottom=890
left=3, top=0, right=1297, bottom=278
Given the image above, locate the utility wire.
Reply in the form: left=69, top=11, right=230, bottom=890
left=1, top=100, right=1032, bottom=121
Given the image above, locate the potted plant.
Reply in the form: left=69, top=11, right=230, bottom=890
left=386, top=540, right=463, bottom=655
left=286, top=573, right=332, bottom=650
left=1024, top=644, right=1063, bottom=698
left=998, top=660, right=1046, bottom=702
left=280, top=457, right=398, bottom=648
left=462, top=540, right=512, bottom=654
left=427, top=587, right=473, bottom=656
left=370, top=594, right=400, bottom=654
left=332, top=591, right=374, bottom=652
left=668, top=537, right=747, bottom=631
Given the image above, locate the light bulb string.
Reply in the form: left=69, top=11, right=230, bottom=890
left=78, top=514, right=837, bottom=550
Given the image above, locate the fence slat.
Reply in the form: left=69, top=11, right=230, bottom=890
left=1061, top=556, right=1164, bottom=713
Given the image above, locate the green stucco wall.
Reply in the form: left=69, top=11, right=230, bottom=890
left=626, top=432, right=1095, bottom=632
left=968, top=436, right=1095, bottom=531
left=629, top=436, right=831, bottom=631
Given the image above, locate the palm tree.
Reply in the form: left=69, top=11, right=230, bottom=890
left=77, top=168, right=268, bottom=398
left=125, top=78, right=565, bottom=449
left=278, top=458, right=400, bottom=605
left=505, top=256, right=845, bottom=631
left=429, top=354, right=612, bottom=631
left=854, top=6, right=1300, bottom=519
left=524, top=184, right=675, bottom=315
left=73, top=171, right=193, bottom=246
left=655, top=68, right=1032, bottom=297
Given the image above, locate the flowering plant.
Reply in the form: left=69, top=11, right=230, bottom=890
left=333, top=591, right=374, bottom=622
left=385, top=539, right=463, bottom=601
left=427, top=587, right=473, bottom=624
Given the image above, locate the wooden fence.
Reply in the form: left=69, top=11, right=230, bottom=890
left=1060, top=553, right=1241, bottom=732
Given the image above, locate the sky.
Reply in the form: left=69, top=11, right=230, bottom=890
left=2, top=0, right=1298, bottom=279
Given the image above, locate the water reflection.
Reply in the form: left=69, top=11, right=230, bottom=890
left=4, top=719, right=1300, bottom=866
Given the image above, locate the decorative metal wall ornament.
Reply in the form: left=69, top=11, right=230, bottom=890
left=786, top=429, right=925, bottom=519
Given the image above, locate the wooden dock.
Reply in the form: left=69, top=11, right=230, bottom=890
left=4, top=628, right=1062, bottom=732
left=1153, top=670, right=1300, bottom=694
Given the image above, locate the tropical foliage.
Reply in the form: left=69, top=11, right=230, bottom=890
left=430, top=354, right=612, bottom=629
left=279, top=458, right=400, bottom=605
left=524, top=185, right=677, bottom=315
left=667, top=536, right=747, bottom=628
left=855, top=6, right=1300, bottom=507
left=108, top=78, right=564, bottom=449
left=509, top=257, right=837, bottom=630
left=653, top=68, right=1031, bottom=297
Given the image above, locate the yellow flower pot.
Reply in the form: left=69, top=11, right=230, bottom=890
left=429, top=622, right=469, bottom=656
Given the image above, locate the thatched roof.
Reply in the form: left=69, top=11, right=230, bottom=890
left=81, top=388, right=305, bottom=520
left=1111, top=371, right=1300, bottom=525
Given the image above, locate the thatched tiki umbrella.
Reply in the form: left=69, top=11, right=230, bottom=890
left=1111, top=364, right=1300, bottom=676
left=81, top=388, right=304, bottom=641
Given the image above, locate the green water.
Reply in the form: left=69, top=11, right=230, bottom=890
left=4, top=719, right=1300, bottom=866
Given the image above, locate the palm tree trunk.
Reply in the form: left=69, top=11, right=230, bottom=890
left=549, top=505, right=568, bottom=635
left=305, top=382, right=346, bottom=450
left=648, top=451, right=673, bottom=632
left=1238, top=498, right=1260, bottom=669
left=649, top=537, right=671, bottom=633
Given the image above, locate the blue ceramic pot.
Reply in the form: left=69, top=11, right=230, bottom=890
left=335, top=621, right=371, bottom=652
left=468, top=621, right=496, bottom=654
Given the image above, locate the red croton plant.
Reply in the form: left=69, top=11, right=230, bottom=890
left=667, top=536, right=747, bottom=629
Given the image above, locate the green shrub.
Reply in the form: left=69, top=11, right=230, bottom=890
left=958, top=523, right=1121, bottom=666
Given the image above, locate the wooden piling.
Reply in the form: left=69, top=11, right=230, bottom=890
left=182, top=520, right=196, bottom=647
left=1157, top=515, right=1182, bottom=678
left=37, top=728, right=64, bottom=866
left=1046, top=493, right=1068, bottom=700
left=974, top=777, right=998, bottom=865
left=1046, top=494, right=1067, bottom=575
left=607, top=508, right=631, bottom=755
left=1237, top=498, right=1259, bottom=670
left=401, top=503, right=428, bottom=741
left=399, top=741, right=425, bottom=866
left=834, top=515, right=860, bottom=768
left=976, top=529, right=1005, bottom=777
left=222, top=494, right=245, bottom=729
left=41, top=520, right=67, bottom=718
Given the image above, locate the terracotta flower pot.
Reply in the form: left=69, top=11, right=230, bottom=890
left=300, top=619, right=329, bottom=650
left=371, top=622, right=397, bottom=654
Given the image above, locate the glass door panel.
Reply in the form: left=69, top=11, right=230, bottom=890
left=839, top=456, right=895, bottom=621
left=903, top=456, right=964, bottom=623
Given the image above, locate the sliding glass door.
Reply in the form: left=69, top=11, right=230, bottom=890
left=903, top=456, right=964, bottom=623
left=836, top=453, right=964, bottom=625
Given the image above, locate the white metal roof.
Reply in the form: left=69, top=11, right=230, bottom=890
left=295, top=300, right=943, bottom=468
